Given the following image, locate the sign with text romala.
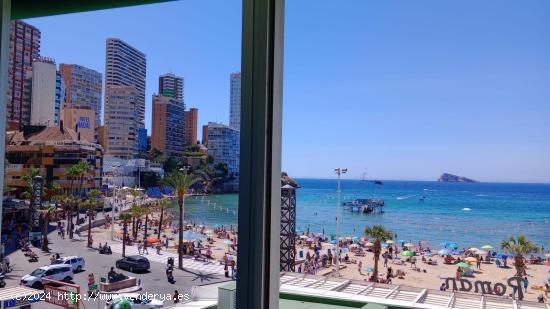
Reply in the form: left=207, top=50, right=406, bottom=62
left=442, top=276, right=525, bottom=300
left=44, top=285, right=78, bottom=309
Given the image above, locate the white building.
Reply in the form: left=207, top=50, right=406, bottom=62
left=206, top=122, right=240, bottom=176
left=30, top=57, right=62, bottom=126
left=229, top=72, right=241, bottom=131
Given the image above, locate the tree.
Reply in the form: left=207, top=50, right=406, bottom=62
left=75, top=161, right=92, bottom=198
left=130, top=204, right=143, bottom=241
left=364, top=225, right=393, bottom=281
left=82, top=189, right=102, bottom=248
left=156, top=200, right=170, bottom=240
left=38, top=205, right=57, bottom=252
left=141, top=203, right=152, bottom=245
left=500, top=235, right=539, bottom=278
left=21, top=167, right=40, bottom=202
left=67, top=165, right=81, bottom=196
left=119, top=213, right=132, bottom=257
left=162, top=170, right=197, bottom=269
left=43, top=181, right=62, bottom=202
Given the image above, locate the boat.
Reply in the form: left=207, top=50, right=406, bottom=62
left=343, top=198, right=385, bottom=214
left=372, top=180, right=383, bottom=185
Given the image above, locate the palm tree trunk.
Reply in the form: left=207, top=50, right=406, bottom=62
left=373, top=243, right=380, bottom=281
left=178, top=198, right=184, bottom=269
left=68, top=208, right=74, bottom=239
left=122, top=222, right=127, bottom=257
left=157, top=207, right=164, bottom=240
left=42, top=216, right=49, bottom=251
left=87, top=209, right=93, bottom=247
left=143, top=213, right=148, bottom=244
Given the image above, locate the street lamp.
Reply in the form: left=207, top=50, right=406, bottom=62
left=110, top=163, right=122, bottom=241
left=334, top=167, right=347, bottom=277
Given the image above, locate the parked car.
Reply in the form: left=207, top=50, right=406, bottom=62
left=52, top=256, right=86, bottom=273
left=115, top=256, right=150, bottom=272
left=105, top=293, right=163, bottom=309
left=21, top=264, right=73, bottom=289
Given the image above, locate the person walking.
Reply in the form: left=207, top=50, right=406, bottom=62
left=137, top=241, right=143, bottom=254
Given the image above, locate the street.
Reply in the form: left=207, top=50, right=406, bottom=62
left=4, top=228, right=231, bottom=308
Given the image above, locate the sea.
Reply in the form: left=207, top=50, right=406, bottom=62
left=181, top=179, right=550, bottom=250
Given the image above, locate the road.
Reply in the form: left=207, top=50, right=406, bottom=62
left=4, top=228, right=231, bottom=309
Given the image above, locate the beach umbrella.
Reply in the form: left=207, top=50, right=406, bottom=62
left=420, top=241, right=429, bottom=246
left=223, top=240, right=234, bottom=245
left=481, top=245, right=493, bottom=250
left=352, top=236, right=359, bottom=241
left=331, top=240, right=338, bottom=244
left=438, top=249, right=449, bottom=255
left=545, top=261, right=550, bottom=267
left=146, top=236, right=159, bottom=244
left=182, top=230, right=206, bottom=241
left=386, top=240, right=394, bottom=244
left=213, top=224, right=221, bottom=228
left=464, top=257, right=477, bottom=263
left=365, top=242, right=374, bottom=247
left=401, top=250, right=414, bottom=257
left=449, top=243, right=459, bottom=249
left=424, top=252, right=433, bottom=257
left=360, top=236, right=368, bottom=241
left=498, top=254, right=508, bottom=259
left=544, top=253, right=550, bottom=258
left=349, top=244, right=359, bottom=248
left=440, top=242, right=449, bottom=247
left=457, top=262, right=470, bottom=268
left=299, top=235, right=308, bottom=239
left=475, top=249, right=488, bottom=255
left=404, top=243, right=415, bottom=247
left=381, top=243, right=389, bottom=248
left=467, top=248, right=479, bottom=252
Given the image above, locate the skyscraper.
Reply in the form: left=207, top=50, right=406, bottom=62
left=59, top=64, right=102, bottom=126
left=7, top=20, right=41, bottom=130
left=30, top=57, right=61, bottom=127
left=229, top=72, right=241, bottom=130
left=151, top=95, right=185, bottom=158
left=159, top=73, right=184, bottom=102
left=207, top=122, right=240, bottom=176
left=104, top=86, right=140, bottom=159
left=184, top=107, right=198, bottom=145
left=104, top=38, right=146, bottom=128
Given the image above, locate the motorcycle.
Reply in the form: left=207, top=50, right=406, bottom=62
left=0, top=273, right=6, bottom=288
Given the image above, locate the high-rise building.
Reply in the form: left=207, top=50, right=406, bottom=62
left=30, top=57, right=61, bottom=127
left=61, top=104, right=96, bottom=143
left=207, top=122, right=240, bottom=176
left=104, top=86, right=140, bottom=159
left=151, top=95, right=185, bottom=158
left=202, top=125, right=209, bottom=146
left=59, top=64, right=102, bottom=126
left=229, top=72, right=241, bottom=130
left=7, top=20, right=41, bottom=130
left=105, top=38, right=146, bottom=129
left=184, top=107, right=198, bottom=145
left=159, top=73, right=184, bottom=102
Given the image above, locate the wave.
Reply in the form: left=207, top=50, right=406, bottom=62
left=476, top=194, right=488, bottom=197
left=462, top=208, right=472, bottom=211
left=396, top=195, right=416, bottom=200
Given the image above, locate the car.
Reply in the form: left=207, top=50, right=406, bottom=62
left=104, top=293, right=164, bottom=309
left=115, top=255, right=150, bottom=272
left=21, top=264, right=73, bottom=289
left=51, top=256, right=86, bottom=273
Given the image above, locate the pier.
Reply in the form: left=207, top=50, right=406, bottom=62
left=343, top=198, right=385, bottom=214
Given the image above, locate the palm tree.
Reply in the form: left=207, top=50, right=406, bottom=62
left=38, top=205, right=57, bottom=252
left=67, top=165, right=80, bottom=196
left=364, top=225, right=393, bottom=281
left=82, top=189, right=102, bottom=247
left=162, top=170, right=197, bottom=269
left=76, top=160, right=91, bottom=197
left=130, top=204, right=143, bottom=240
left=142, top=203, right=152, bottom=245
left=21, top=167, right=40, bottom=202
left=156, top=200, right=170, bottom=240
left=118, top=213, right=132, bottom=257
left=500, top=235, right=539, bottom=277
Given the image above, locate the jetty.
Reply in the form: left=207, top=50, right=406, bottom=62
left=343, top=198, right=384, bottom=214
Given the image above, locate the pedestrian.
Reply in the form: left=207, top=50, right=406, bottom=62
left=173, top=290, right=180, bottom=304
left=358, top=261, right=362, bottom=275
left=138, top=241, right=143, bottom=254
left=523, top=276, right=529, bottom=291
left=383, top=253, right=388, bottom=268
left=224, top=263, right=229, bottom=278
left=143, top=242, right=149, bottom=255
left=231, top=260, right=236, bottom=279
left=476, top=256, right=481, bottom=270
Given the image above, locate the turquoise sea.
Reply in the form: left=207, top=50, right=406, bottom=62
left=182, top=179, right=550, bottom=249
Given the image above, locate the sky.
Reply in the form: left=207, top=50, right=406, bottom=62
left=26, top=0, right=550, bottom=183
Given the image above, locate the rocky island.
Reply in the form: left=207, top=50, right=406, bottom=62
left=438, top=173, right=476, bottom=183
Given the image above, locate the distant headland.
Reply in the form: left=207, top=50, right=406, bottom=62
left=438, top=173, right=477, bottom=183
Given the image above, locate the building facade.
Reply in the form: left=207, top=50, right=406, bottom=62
left=7, top=20, right=41, bottom=130
left=184, top=107, right=198, bottom=145
left=30, top=57, right=61, bottom=127
left=61, top=104, right=96, bottom=143
left=229, top=72, right=241, bottom=131
left=59, top=64, right=102, bottom=126
left=104, top=38, right=146, bottom=129
left=206, top=122, right=240, bottom=176
left=151, top=95, right=185, bottom=158
left=202, top=124, right=208, bottom=146
left=5, top=124, right=102, bottom=193
left=104, top=86, right=140, bottom=159
left=159, top=73, right=184, bottom=102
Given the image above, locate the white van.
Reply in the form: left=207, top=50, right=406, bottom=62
left=52, top=256, right=85, bottom=273
left=21, top=264, right=74, bottom=289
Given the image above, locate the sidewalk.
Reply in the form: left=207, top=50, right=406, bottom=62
left=109, top=243, right=226, bottom=275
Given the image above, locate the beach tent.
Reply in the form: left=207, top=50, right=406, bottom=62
left=449, top=243, right=459, bottom=249
left=481, top=245, right=494, bottom=250
left=401, top=251, right=414, bottom=257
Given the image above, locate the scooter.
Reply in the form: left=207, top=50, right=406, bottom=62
left=0, top=273, right=6, bottom=288
left=166, top=266, right=174, bottom=283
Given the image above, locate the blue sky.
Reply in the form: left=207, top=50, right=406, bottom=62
left=26, top=0, right=550, bottom=182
